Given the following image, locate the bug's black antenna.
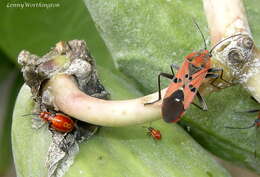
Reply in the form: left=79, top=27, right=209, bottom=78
left=235, top=109, right=260, bottom=114
left=225, top=123, right=256, bottom=129
left=209, top=34, right=244, bottom=55
left=22, top=113, right=39, bottom=117
left=192, top=18, right=207, bottom=50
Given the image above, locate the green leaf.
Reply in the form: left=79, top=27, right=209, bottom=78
left=12, top=66, right=231, bottom=177
left=97, top=65, right=143, bottom=99
left=0, top=71, right=23, bottom=175
left=244, top=0, right=260, bottom=45
left=181, top=86, right=260, bottom=172
left=84, top=0, right=260, bottom=172
left=84, top=0, right=208, bottom=93
left=0, top=0, right=114, bottom=69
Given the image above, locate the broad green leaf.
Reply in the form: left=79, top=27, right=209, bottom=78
left=85, top=0, right=208, bottom=93
left=84, top=0, right=260, bottom=172
left=0, top=71, right=23, bottom=175
left=12, top=66, right=231, bottom=177
left=181, top=86, right=260, bottom=172
left=0, top=0, right=114, bottom=69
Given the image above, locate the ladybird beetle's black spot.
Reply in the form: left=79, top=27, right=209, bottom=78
left=185, top=74, right=189, bottom=78
left=189, top=76, right=192, bottom=80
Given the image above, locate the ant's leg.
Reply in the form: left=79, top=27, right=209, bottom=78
left=48, top=123, right=56, bottom=137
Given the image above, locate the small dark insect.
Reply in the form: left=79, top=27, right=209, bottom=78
left=23, top=111, right=75, bottom=133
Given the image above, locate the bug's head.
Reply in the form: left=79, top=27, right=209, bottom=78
left=255, top=118, right=260, bottom=127
left=185, top=49, right=211, bottom=68
left=187, top=19, right=211, bottom=68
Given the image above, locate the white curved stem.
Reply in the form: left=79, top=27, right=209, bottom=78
left=48, top=74, right=166, bottom=127
left=203, top=0, right=260, bottom=102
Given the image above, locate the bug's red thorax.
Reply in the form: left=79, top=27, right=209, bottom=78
left=185, top=50, right=210, bottom=68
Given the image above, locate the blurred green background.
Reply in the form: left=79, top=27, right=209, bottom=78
left=0, top=0, right=260, bottom=176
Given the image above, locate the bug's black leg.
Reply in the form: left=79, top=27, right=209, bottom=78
left=251, top=96, right=259, bottom=103
left=246, top=109, right=260, bottom=113
left=144, top=72, right=174, bottom=105
left=170, top=64, right=179, bottom=75
left=48, top=123, right=55, bottom=135
left=234, top=108, right=260, bottom=114
left=58, top=132, right=70, bottom=152
left=207, top=68, right=222, bottom=73
left=238, top=109, right=260, bottom=114
left=225, top=123, right=256, bottom=129
left=192, top=91, right=208, bottom=111
left=205, top=73, right=219, bottom=79
left=48, top=123, right=61, bottom=146
left=208, top=68, right=232, bottom=88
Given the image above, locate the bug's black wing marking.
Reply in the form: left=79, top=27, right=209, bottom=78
left=162, top=89, right=185, bottom=123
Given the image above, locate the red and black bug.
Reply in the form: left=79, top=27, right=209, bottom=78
left=23, top=111, right=75, bottom=133
left=145, top=20, right=242, bottom=123
left=144, top=127, right=162, bottom=140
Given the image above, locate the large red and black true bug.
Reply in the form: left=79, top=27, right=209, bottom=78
left=23, top=111, right=75, bottom=133
left=144, top=126, right=162, bottom=140
left=145, top=21, right=242, bottom=123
